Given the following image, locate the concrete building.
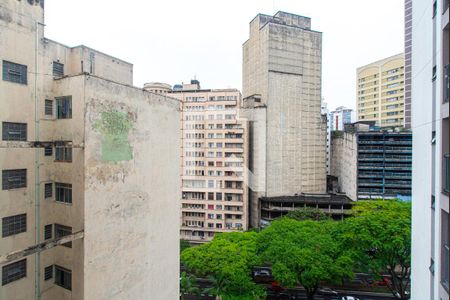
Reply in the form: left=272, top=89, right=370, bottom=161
left=321, top=101, right=332, bottom=175
left=0, top=1, right=180, bottom=299
left=143, top=82, right=172, bottom=94
left=169, top=80, right=249, bottom=243
left=330, top=123, right=412, bottom=201
left=241, top=11, right=327, bottom=228
left=357, top=53, right=406, bottom=128
left=404, top=0, right=413, bottom=129
left=329, top=106, right=356, bottom=131
left=411, top=0, right=449, bottom=298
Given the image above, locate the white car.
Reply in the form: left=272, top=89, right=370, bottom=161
left=341, top=297, right=360, bottom=300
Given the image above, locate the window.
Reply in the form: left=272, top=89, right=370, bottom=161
left=52, top=62, right=64, bottom=77
left=56, top=96, right=72, bottom=119
left=2, top=214, right=26, bottom=237
left=432, top=66, right=437, bottom=82
left=2, top=259, right=26, bottom=286
left=54, top=265, right=71, bottom=290
left=55, top=183, right=72, bottom=204
left=45, top=100, right=53, bottom=116
left=2, top=61, right=27, bottom=85
left=54, top=224, right=72, bottom=248
left=2, top=169, right=26, bottom=190
left=216, top=193, right=222, bottom=201
left=44, top=224, right=52, bottom=240
left=442, top=210, right=449, bottom=290
left=2, top=122, right=27, bottom=141
left=55, top=145, right=72, bottom=162
left=44, top=182, right=53, bottom=198
left=44, top=146, right=53, bottom=156
left=44, top=265, right=53, bottom=281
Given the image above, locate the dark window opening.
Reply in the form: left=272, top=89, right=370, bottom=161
left=2, top=122, right=27, bottom=141
left=2, top=214, right=26, bottom=237
left=2, top=259, right=26, bottom=286
left=2, top=61, right=27, bottom=85
left=2, top=169, right=27, bottom=190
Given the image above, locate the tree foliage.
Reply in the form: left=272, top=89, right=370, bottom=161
left=284, top=207, right=331, bottom=221
left=257, top=219, right=354, bottom=300
left=180, top=272, right=200, bottom=300
left=338, top=200, right=411, bottom=299
left=181, top=232, right=265, bottom=298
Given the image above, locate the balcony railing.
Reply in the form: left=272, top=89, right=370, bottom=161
left=444, top=154, right=449, bottom=194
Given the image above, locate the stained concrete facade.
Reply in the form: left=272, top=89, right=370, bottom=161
left=242, top=12, right=327, bottom=227
left=0, top=0, right=179, bottom=299
left=169, top=82, right=249, bottom=243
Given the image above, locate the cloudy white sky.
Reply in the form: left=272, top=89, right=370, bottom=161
left=45, top=0, right=404, bottom=111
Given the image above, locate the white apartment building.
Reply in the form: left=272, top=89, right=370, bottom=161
left=169, top=81, right=249, bottom=243
left=411, top=0, right=449, bottom=299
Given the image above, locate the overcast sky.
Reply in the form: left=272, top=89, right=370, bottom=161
left=45, top=0, right=404, bottom=111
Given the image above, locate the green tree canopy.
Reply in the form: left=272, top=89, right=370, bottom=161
left=181, top=232, right=265, bottom=298
left=284, top=207, right=331, bottom=221
left=257, top=219, right=354, bottom=300
left=338, top=200, right=411, bottom=299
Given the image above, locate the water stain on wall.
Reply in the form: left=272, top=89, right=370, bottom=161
left=93, top=110, right=133, bottom=162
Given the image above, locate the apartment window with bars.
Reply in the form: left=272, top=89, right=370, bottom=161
left=52, top=62, right=64, bottom=77
left=2, top=61, right=27, bottom=85
left=2, top=259, right=26, bottom=286
left=2, top=214, right=26, bottom=237
left=54, top=265, right=71, bottom=290
left=2, top=122, right=27, bottom=141
left=44, top=182, right=53, bottom=198
left=2, top=169, right=26, bottom=190
left=55, top=183, right=72, bottom=204
left=44, top=146, right=53, bottom=156
left=54, top=224, right=72, bottom=248
left=44, top=265, right=53, bottom=281
left=44, top=224, right=52, bottom=240
left=55, top=146, right=72, bottom=162
left=45, top=100, right=53, bottom=116
left=56, top=96, right=72, bottom=119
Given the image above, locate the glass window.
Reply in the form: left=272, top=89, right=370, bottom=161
left=2, top=61, right=27, bottom=85
left=56, top=96, right=72, bottom=119
left=2, top=259, right=26, bottom=286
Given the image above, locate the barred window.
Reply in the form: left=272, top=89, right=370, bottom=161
left=55, top=265, right=71, bottom=290
left=2, top=214, right=26, bottom=237
left=44, top=224, right=52, bottom=240
left=44, top=265, right=53, bottom=281
left=44, top=146, right=53, bottom=156
left=55, top=183, right=72, bottom=204
left=56, top=96, right=72, bottom=119
left=2, top=169, right=27, bottom=190
left=44, top=182, right=52, bottom=198
left=54, top=224, right=72, bottom=248
left=2, top=259, right=26, bottom=286
left=55, top=146, right=72, bottom=162
left=2, top=122, right=27, bottom=141
left=52, top=62, right=64, bottom=77
left=2, top=61, right=27, bottom=85
left=45, top=100, right=53, bottom=116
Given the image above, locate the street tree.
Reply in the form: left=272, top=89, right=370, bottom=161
left=338, top=200, right=411, bottom=300
left=257, top=219, right=354, bottom=300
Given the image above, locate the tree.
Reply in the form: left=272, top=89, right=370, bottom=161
left=180, top=272, right=200, bottom=300
left=181, top=232, right=265, bottom=298
left=257, top=219, right=354, bottom=300
left=338, top=200, right=411, bottom=300
left=284, top=207, right=330, bottom=221
left=180, top=239, right=191, bottom=253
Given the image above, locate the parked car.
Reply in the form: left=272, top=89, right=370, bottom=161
left=318, top=287, right=339, bottom=296
left=252, top=267, right=274, bottom=283
left=341, top=297, right=360, bottom=300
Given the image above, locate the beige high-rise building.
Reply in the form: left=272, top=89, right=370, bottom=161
left=169, top=80, right=249, bottom=243
left=241, top=12, right=327, bottom=227
left=357, top=53, right=406, bottom=128
left=0, top=0, right=180, bottom=299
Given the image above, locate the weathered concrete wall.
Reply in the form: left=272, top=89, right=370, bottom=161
left=83, top=76, right=180, bottom=299
left=330, top=133, right=357, bottom=201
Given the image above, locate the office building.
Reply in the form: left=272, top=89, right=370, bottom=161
left=411, top=0, right=449, bottom=299
left=330, top=123, right=412, bottom=201
left=357, top=53, right=406, bottom=128
left=241, top=11, right=327, bottom=227
left=330, top=106, right=356, bottom=131
left=0, top=0, right=180, bottom=299
left=169, top=81, right=249, bottom=243
left=404, top=0, right=413, bottom=129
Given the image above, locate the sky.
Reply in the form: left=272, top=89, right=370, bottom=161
left=45, top=0, right=404, bottom=111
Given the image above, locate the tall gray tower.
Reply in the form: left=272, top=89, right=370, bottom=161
left=241, top=11, right=327, bottom=227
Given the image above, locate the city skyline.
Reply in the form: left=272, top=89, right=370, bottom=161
left=44, top=0, right=404, bottom=111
